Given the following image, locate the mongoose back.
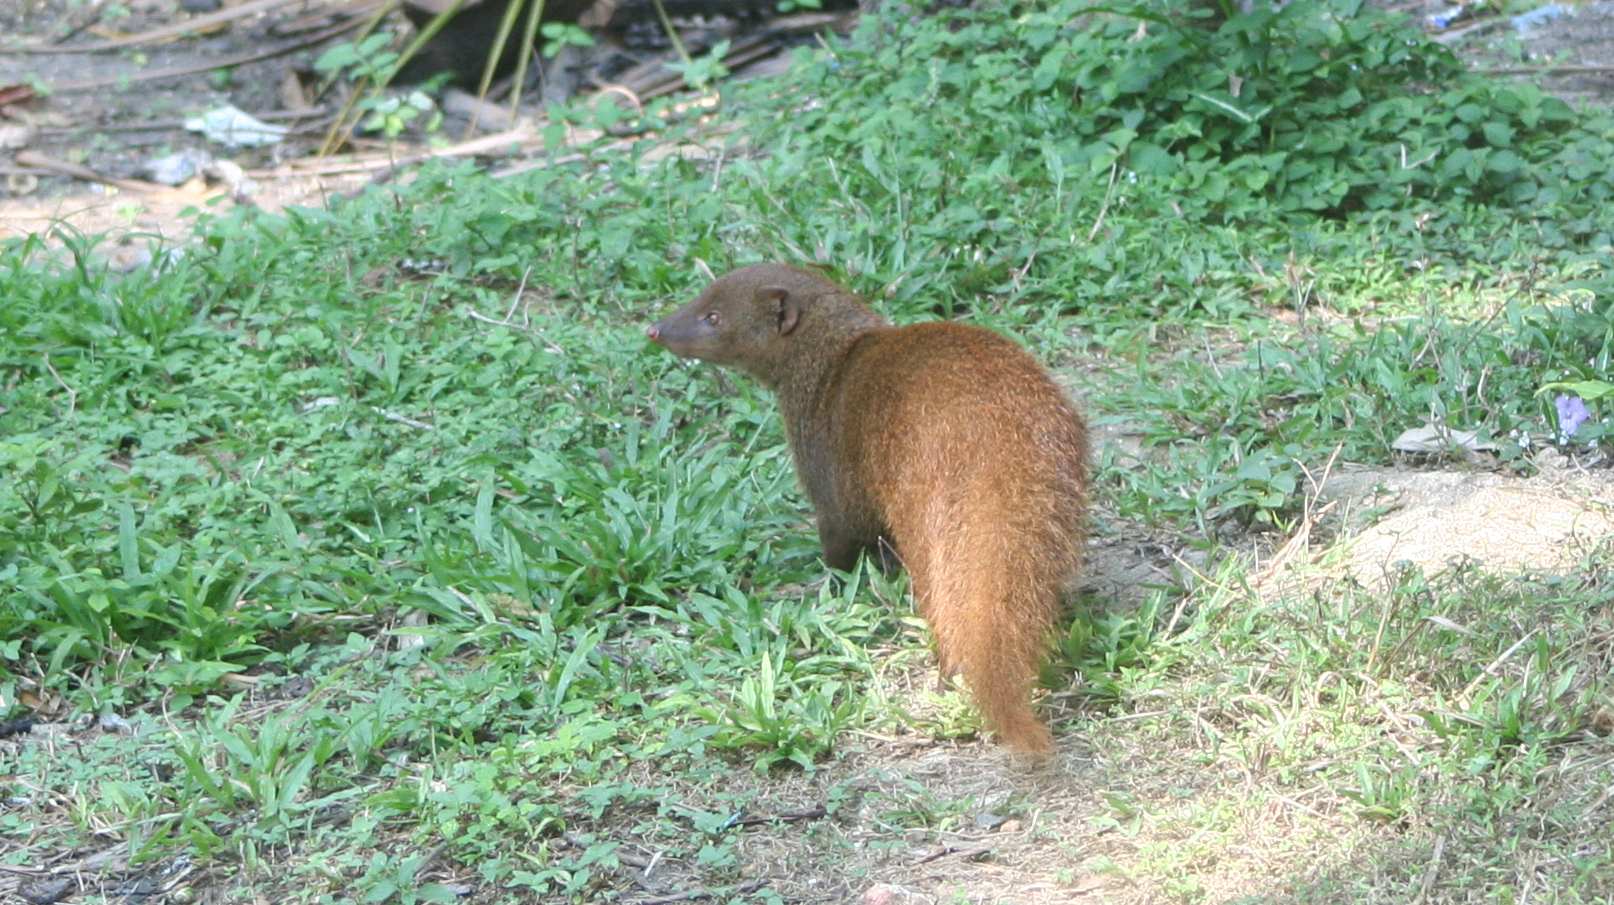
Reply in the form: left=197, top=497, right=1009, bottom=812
left=647, top=263, right=1088, bottom=756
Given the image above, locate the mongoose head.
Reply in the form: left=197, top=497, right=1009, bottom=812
left=646, top=263, right=820, bottom=375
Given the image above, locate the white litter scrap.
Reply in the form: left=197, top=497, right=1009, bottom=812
left=143, top=148, right=213, bottom=185
left=1512, top=3, right=1570, bottom=32
left=1390, top=424, right=1498, bottom=454
left=184, top=105, right=288, bottom=148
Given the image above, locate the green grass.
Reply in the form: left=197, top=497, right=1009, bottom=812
left=3, top=1, right=1612, bottom=901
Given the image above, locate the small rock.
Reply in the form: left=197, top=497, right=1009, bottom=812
left=102, top=243, right=155, bottom=274
left=0, top=715, right=36, bottom=739
left=0, top=122, right=35, bottom=149
left=1532, top=446, right=1569, bottom=473
left=115, top=874, right=158, bottom=900
left=98, top=712, right=134, bottom=735
left=862, top=884, right=919, bottom=905
left=999, top=818, right=1023, bottom=833
left=142, top=149, right=212, bottom=186
left=204, top=159, right=258, bottom=199
left=19, top=877, right=74, bottom=905
left=1589, top=705, right=1614, bottom=738
left=973, top=811, right=1008, bottom=830
left=6, top=171, right=39, bottom=196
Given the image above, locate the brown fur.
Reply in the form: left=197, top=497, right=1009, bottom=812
left=647, top=263, right=1088, bottom=756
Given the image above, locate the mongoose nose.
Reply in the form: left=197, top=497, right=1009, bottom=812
left=646, top=324, right=661, bottom=343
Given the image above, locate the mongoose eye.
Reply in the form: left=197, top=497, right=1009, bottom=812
left=702, top=311, right=720, bottom=326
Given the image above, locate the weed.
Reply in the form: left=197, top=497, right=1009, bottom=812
left=3, top=1, right=1612, bottom=901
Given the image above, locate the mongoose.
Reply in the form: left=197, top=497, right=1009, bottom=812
left=647, top=263, right=1089, bottom=756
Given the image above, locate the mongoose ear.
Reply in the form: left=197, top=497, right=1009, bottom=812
left=764, top=287, right=801, bottom=336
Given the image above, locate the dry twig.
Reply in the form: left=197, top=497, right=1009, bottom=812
left=16, top=151, right=167, bottom=193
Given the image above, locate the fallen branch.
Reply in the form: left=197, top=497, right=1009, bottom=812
left=489, top=111, right=738, bottom=181
left=1583, top=783, right=1614, bottom=820
left=250, top=126, right=538, bottom=178
left=730, top=805, right=826, bottom=828
left=2, top=0, right=319, bottom=55
left=600, top=11, right=855, bottom=102
left=913, top=842, right=993, bottom=865
left=634, top=890, right=712, bottom=905
left=1087, top=161, right=1119, bottom=241
left=42, top=354, right=78, bottom=417
left=271, top=0, right=387, bottom=38
left=37, top=106, right=330, bottom=137
left=1474, top=64, right=1614, bottom=76
left=15, top=150, right=168, bottom=193
left=0, top=84, right=36, bottom=106
left=441, top=89, right=521, bottom=130
left=1429, top=17, right=1503, bottom=45
left=560, top=832, right=655, bottom=870
left=375, top=408, right=434, bottom=431
left=48, top=18, right=358, bottom=94
left=1458, top=630, right=1538, bottom=703
left=634, top=880, right=765, bottom=905
left=0, top=863, right=48, bottom=876
left=51, top=6, right=107, bottom=46
left=1412, top=834, right=1447, bottom=905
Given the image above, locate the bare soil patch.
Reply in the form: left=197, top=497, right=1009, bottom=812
left=0, top=0, right=843, bottom=258
left=4, top=4, right=1611, bottom=903
left=4, top=1, right=1609, bottom=255
left=1426, top=0, right=1614, bottom=109
left=1318, top=464, right=1614, bottom=589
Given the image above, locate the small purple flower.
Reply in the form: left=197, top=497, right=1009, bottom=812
left=1555, top=394, right=1591, bottom=440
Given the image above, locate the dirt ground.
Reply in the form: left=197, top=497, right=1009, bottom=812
left=2, top=0, right=1612, bottom=258
left=0, top=0, right=822, bottom=264
left=1, top=0, right=361, bottom=251
left=3, top=5, right=1612, bottom=903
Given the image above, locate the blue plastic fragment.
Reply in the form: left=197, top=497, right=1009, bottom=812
left=1512, top=3, right=1571, bottom=32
